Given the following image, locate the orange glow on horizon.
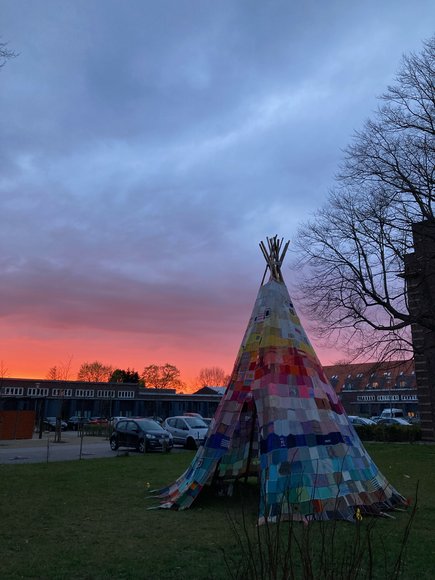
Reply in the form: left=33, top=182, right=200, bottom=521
left=0, top=298, right=344, bottom=392
left=1, top=328, right=342, bottom=391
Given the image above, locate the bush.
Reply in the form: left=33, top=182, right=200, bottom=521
left=225, top=483, right=417, bottom=579
left=354, top=424, right=421, bottom=443
left=82, top=424, right=110, bottom=437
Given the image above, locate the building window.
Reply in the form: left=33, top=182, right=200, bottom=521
left=3, top=387, right=24, bottom=396
left=52, top=388, right=72, bottom=397
left=76, top=389, right=95, bottom=398
left=357, top=395, right=376, bottom=402
left=377, top=395, right=400, bottom=402
left=27, top=387, right=49, bottom=396
left=118, top=391, right=134, bottom=399
left=402, top=394, right=418, bottom=402
left=97, top=390, right=116, bottom=398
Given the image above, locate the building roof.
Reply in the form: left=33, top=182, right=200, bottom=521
left=194, top=386, right=226, bottom=396
left=323, top=359, right=415, bottom=393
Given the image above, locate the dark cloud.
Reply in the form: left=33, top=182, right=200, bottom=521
left=0, top=254, right=254, bottom=334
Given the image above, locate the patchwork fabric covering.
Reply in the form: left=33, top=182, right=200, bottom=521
left=154, top=238, right=406, bottom=522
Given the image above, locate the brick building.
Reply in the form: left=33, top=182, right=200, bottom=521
left=405, top=221, right=435, bottom=440
left=323, top=360, right=417, bottom=420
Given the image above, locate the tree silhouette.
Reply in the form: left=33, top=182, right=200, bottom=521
left=294, top=36, right=435, bottom=362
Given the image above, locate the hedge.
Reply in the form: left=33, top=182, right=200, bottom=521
left=354, top=423, right=422, bottom=442
left=79, top=423, right=422, bottom=443
left=81, top=424, right=111, bottom=438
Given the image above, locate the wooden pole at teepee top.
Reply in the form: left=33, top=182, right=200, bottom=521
left=259, top=235, right=290, bottom=284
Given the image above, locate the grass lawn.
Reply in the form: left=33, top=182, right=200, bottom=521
left=0, top=443, right=434, bottom=579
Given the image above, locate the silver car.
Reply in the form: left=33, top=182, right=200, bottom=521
left=163, top=416, right=209, bottom=449
left=348, top=416, right=376, bottom=426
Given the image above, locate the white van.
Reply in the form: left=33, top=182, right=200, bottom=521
left=380, top=408, right=405, bottom=419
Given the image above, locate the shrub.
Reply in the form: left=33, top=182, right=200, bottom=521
left=354, top=424, right=421, bottom=443
left=224, top=483, right=417, bottom=579
left=82, top=424, right=110, bottom=437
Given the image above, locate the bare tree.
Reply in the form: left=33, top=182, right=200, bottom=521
left=0, top=360, right=8, bottom=379
left=196, top=366, right=229, bottom=387
left=47, top=359, right=73, bottom=443
left=58, top=356, right=73, bottom=380
left=47, top=366, right=60, bottom=380
left=46, top=356, right=73, bottom=381
left=77, top=361, right=113, bottom=382
left=0, top=40, right=17, bottom=68
left=142, top=363, right=183, bottom=390
left=294, top=36, right=435, bottom=362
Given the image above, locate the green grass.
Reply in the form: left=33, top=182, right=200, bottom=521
left=0, top=443, right=434, bottom=579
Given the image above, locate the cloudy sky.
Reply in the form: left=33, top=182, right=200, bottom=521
left=1, top=1, right=434, bottom=387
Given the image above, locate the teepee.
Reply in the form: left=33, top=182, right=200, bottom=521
left=155, top=237, right=406, bottom=523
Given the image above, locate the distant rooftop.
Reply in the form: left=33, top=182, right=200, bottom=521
left=323, top=359, right=415, bottom=393
left=194, top=385, right=226, bottom=396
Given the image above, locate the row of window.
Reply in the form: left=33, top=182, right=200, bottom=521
left=332, top=371, right=413, bottom=380
left=342, top=379, right=410, bottom=390
left=357, top=394, right=418, bottom=403
left=1, top=387, right=135, bottom=399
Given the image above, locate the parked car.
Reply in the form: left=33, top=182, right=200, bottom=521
left=44, top=417, right=67, bottom=431
left=109, top=418, right=173, bottom=453
left=109, top=416, right=126, bottom=428
left=370, top=416, right=382, bottom=423
left=407, top=416, right=421, bottom=424
left=377, top=417, right=412, bottom=426
left=163, top=416, right=209, bottom=449
left=379, top=408, right=405, bottom=419
left=145, top=416, right=164, bottom=425
left=89, top=416, right=109, bottom=425
left=67, top=416, right=90, bottom=430
left=348, top=416, right=376, bottom=426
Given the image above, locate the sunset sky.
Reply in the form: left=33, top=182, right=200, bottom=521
left=1, top=1, right=434, bottom=389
